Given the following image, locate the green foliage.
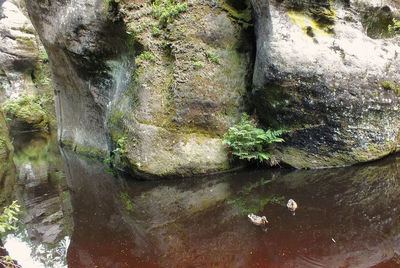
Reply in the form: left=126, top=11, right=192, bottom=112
left=104, top=136, right=128, bottom=166
left=388, top=18, right=400, bottom=35
left=223, top=114, right=284, bottom=164
left=114, top=136, right=127, bottom=155
left=381, top=80, right=400, bottom=95
left=151, top=25, right=162, bottom=36
left=360, top=6, right=398, bottom=38
left=152, top=0, right=188, bottom=28
left=205, top=51, right=220, bottom=65
left=0, top=201, right=20, bottom=233
left=221, top=1, right=252, bottom=29
left=135, top=51, right=157, bottom=65
left=193, top=62, right=203, bottom=70
left=39, top=48, right=48, bottom=62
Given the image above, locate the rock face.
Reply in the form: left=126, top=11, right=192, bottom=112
left=26, top=0, right=252, bottom=177
left=0, top=0, right=55, bottom=132
left=0, top=111, right=12, bottom=157
left=26, top=0, right=400, bottom=174
left=0, top=111, right=15, bottom=204
left=0, top=0, right=37, bottom=100
left=26, top=0, right=128, bottom=156
left=251, top=0, right=400, bottom=168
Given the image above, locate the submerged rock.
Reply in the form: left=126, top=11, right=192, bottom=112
left=251, top=0, right=400, bottom=168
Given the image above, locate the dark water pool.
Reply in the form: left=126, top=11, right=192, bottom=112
left=2, top=133, right=400, bottom=267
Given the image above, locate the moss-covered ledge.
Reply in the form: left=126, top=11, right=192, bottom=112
left=59, top=140, right=108, bottom=160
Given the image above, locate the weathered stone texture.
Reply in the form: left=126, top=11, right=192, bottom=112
left=26, top=0, right=252, bottom=177
left=251, top=0, right=400, bottom=168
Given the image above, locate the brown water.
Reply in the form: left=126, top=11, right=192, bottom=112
left=2, top=134, right=400, bottom=267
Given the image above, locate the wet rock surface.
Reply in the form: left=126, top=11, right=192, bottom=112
left=251, top=0, right=400, bottom=168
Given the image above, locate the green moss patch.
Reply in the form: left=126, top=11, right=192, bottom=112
left=61, top=139, right=108, bottom=159
left=283, top=0, right=337, bottom=28
left=135, top=51, right=157, bottom=65
left=1, top=95, right=50, bottom=131
left=360, top=5, right=400, bottom=38
left=152, top=0, right=188, bottom=28
left=221, top=0, right=252, bottom=29
left=381, top=80, right=400, bottom=95
left=287, top=10, right=335, bottom=36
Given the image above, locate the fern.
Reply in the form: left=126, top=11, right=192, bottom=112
left=223, top=114, right=283, bottom=164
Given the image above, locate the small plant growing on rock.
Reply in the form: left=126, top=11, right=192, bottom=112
left=381, top=80, right=400, bottom=95
left=223, top=114, right=284, bottom=165
left=135, top=51, right=157, bottom=65
left=193, top=62, right=203, bottom=70
left=151, top=25, right=162, bottom=36
left=105, top=136, right=128, bottom=166
left=0, top=201, right=20, bottom=268
left=388, top=18, right=400, bottom=35
left=205, top=51, right=220, bottom=65
left=0, top=200, right=19, bottom=233
left=152, top=0, right=188, bottom=28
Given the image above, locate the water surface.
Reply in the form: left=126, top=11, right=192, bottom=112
left=2, top=134, right=400, bottom=267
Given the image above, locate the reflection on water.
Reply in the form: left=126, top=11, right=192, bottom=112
left=1, top=132, right=71, bottom=268
left=5, top=234, right=70, bottom=268
left=62, top=150, right=400, bottom=267
left=2, top=133, right=400, bottom=267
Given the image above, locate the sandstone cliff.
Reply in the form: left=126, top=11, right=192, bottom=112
left=24, top=0, right=400, bottom=177
left=26, top=0, right=252, bottom=178
left=0, top=0, right=55, bottom=132
left=252, top=0, right=400, bottom=168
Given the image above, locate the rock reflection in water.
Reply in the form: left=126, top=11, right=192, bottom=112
left=62, top=148, right=400, bottom=267
left=3, top=133, right=71, bottom=268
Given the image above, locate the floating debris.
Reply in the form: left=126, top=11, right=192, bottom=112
left=248, top=213, right=268, bottom=226
left=287, top=199, right=298, bottom=215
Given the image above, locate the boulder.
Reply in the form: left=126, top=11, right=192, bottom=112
left=26, top=0, right=253, bottom=177
left=251, top=0, right=400, bottom=168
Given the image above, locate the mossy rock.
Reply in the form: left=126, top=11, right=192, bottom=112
left=360, top=5, right=398, bottom=38
left=0, top=112, right=13, bottom=158
left=1, top=95, right=50, bottom=132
